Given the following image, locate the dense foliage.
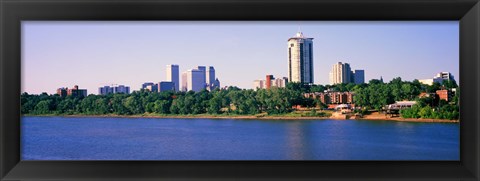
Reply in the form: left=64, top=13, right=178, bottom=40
left=21, top=86, right=312, bottom=116
left=21, top=78, right=459, bottom=120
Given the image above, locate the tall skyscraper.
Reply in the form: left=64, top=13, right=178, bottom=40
left=206, top=66, right=218, bottom=91
left=353, top=70, right=365, bottom=84
left=288, top=31, right=314, bottom=84
left=197, top=66, right=206, bottom=84
left=166, top=64, right=179, bottom=91
left=184, top=68, right=206, bottom=92
left=329, top=62, right=352, bottom=85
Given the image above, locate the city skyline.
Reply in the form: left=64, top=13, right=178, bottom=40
left=22, top=21, right=459, bottom=94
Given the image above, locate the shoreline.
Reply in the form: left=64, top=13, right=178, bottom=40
left=22, top=114, right=459, bottom=123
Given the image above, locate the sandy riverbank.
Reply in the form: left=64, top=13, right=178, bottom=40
left=359, top=112, right=459, bottom=123
left=24, top=113, right=459, bottom=123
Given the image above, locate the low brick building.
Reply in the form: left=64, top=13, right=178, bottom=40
left=304, top=91, right=354, bottom=105
left=436, top=89, right=453, bottom=102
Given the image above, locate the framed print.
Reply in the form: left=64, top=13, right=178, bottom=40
left=1, top=0, right=479, bottom=180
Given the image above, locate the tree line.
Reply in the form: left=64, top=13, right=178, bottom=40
left=21, top=86, right=310, bottom=116
left=21, top=78, right=459, bottom=120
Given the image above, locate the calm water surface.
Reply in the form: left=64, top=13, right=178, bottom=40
left=21, top=116, right=459, bottom=160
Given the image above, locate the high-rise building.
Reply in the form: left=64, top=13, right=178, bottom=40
left=166, top=64, right=179, bottom=92
left=101, top=85, right=130, bottom=95
left=142, top=82, right=157, bottom=92
left=353, top=70, right=365, bottom=84
left=142, top=82, right=155, bottom=89
left=434, top=72, right=455, bottom=82
left=266, top=75, right=274, bottom=89
left=288, top=32, right=314, bottom=84
left=275, top=77, right=289, bottom=87
left=206, top=66, right=220, bottom=91
left=329, top=62, right=353, bottom=85
left=186, top=68, right=206, bottom=92
left=99, top=86, right=113, bottom=95
left=158, top=81, right=175, bottom=92
left=113, top=85, right=130, bottom=94
left=212, top=78, right=220, bottom=90
left=181, top=72, right=188, bottom=91
left=206, top=66, right=215, bottom=87
left=180, top=65, right=219, bottom=92
left=56, top=87, right=68, bottom=97
left=197, top=66, right=206, bottom=85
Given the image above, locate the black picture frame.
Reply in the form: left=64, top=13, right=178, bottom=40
left=1, top=0, right=479, bottom=180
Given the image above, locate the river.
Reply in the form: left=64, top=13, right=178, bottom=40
left=21, top=116, right=459, bottom=160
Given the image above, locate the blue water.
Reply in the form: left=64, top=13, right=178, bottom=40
left=21, top=116, right=459, bottom=160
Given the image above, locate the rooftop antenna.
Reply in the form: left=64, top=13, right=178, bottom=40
left=296, top=25, right=304, bottom=37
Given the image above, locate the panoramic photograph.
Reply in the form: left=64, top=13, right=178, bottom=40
left=21, top=21, right=459, bottom=160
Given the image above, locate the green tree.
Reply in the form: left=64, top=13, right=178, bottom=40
left=123, top=95, right=143, bottom=114
left=33, top=100, right=53, bottom=114
left=154, top=100, right=170, bottom=114
left=111, top=94, right=129, bottom=115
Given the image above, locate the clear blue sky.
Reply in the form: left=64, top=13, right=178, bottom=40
left=22, top=21, right=459, bottom=95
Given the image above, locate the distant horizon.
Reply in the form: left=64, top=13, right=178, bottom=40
left=22, top=21, right=459, bottom=95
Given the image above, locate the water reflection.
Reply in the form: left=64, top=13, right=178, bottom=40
left=284, top=121, right=313, bottom=160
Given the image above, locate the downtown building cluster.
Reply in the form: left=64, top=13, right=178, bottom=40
left=54, top=31, right=454, bottom=98
left=141, top=65, right=221, bottom=93
left=181, top=66, right=220, bottom=92
left=55, top=64, right=221, bottom=97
